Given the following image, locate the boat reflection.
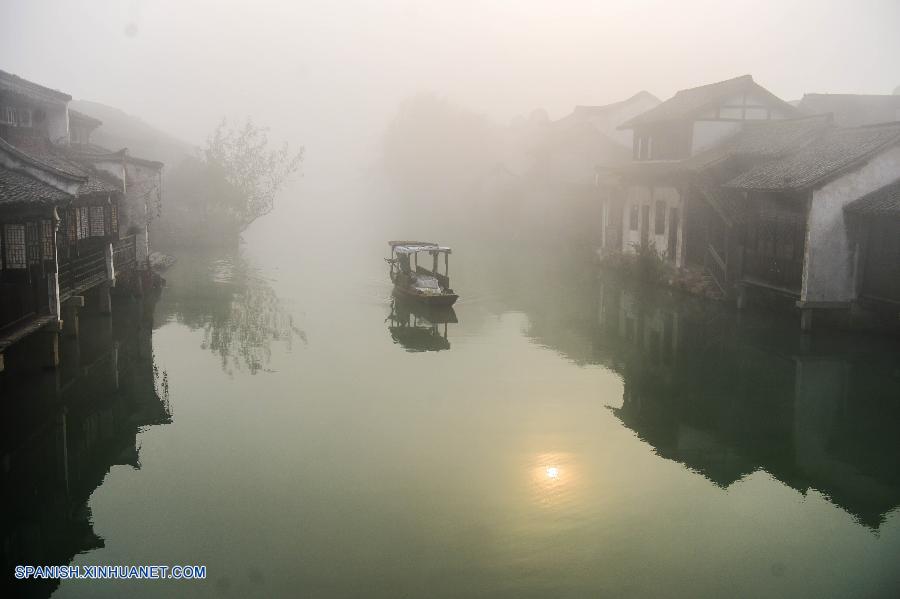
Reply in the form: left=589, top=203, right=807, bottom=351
left=387, top=297, right=458, bottom=352
left=1, top=296, right=171, bottom=599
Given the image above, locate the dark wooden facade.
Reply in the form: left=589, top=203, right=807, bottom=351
left=859, top=218, right=900, bottom=305
left=689, top=190, right=808, bottom=297
left=0, top=206, right=58, bottom=331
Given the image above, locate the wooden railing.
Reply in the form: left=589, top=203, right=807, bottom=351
left=114, top=235, right=137, bottom=272
left=59, top=250, right=107, bottom=299
left=704, top=244, right=728, bottom=295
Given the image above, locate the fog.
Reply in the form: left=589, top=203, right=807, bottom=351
left=4, top=0, right=900, bottom=184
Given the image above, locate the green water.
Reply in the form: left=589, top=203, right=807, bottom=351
left=4, top=190, right=900, bottom=598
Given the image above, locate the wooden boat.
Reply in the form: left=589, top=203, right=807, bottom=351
left=386, top=241, right=458, bottom=307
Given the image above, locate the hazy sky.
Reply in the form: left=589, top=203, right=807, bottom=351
left=3, top=0, right=899, bottom=171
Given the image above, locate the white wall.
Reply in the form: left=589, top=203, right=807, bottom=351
left=802, top=143, right=900, bottom=303
left=622, top=184, right=682, bottom=264
left=690, top=120, right=742, bottom=155
left=45, top=102, right=69, bottom=144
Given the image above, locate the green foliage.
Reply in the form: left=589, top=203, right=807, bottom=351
left=633, top=241, right=667, bottom=284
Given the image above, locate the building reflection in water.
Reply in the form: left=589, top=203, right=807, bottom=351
left=387, top=298, right=458, bottom=352
left=1, top=294, right=171, bottom=599
left=525, top=272, right=900, bottom=530
left=157, top=250, right=305, bottom=375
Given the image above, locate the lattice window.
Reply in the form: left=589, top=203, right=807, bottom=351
left=26, top=221, right=41, bottom=265
left=4, top=224, right=26, bottom=269
left=77, top=207, right=90, bottom=240
left=90, top=206, right=105, bottom=237
left=41, top=219, right=54, bottom=260
left=110, top=202, right=118, bottom=234
left=66, top=209, right=76, bottom=244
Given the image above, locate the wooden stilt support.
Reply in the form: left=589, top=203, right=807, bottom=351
left=800, top=308, right=813, bottom=332
left=98, top=282, right=113, bottom=315
left=62, top=296, right=85, bottom=337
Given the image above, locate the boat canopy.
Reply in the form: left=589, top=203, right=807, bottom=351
left=389, top=241, right=452, bottom=255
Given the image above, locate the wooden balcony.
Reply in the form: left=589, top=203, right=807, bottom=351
left=59, top=249, right=108, bottom=300
left=113, top=234, right=138, bottom=272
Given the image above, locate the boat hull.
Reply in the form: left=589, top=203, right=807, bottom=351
left=392, top=285, right=458, bottom=307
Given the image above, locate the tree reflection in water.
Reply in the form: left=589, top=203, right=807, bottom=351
left=158, top=249, right=305, bottom=376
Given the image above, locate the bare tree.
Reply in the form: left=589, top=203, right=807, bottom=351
left=204, top=119, right=304, bottom=230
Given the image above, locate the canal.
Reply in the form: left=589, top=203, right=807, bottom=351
left=4, top=181, right=900, bottom=598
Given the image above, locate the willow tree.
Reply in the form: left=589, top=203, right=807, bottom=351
left=203, top=119, right=304, bottom=231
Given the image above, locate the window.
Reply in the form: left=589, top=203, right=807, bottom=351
left=26, top=222, right=40, bottom=265
left=16, top=108, right=32, bottom=127
left=77, top=207, right=90, bottom=240
left=655, top=201, right=666, bottom=235
left=90, top=206, right=105, bottom=237
left=0, top=106, right=32, bottom=127
left=629, top=204, right=640, bottom=231
left=4, top=224, right=26, bottom=269
left=41, top=219, right=54, bottom=260
left=110, top=203, right=118, bottom=234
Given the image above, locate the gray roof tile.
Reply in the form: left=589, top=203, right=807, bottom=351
left=845, top=178, right=900, bottom=215
left=724, top=123, right=900, bottom=191
left=0, top=167, right=72, bottom=207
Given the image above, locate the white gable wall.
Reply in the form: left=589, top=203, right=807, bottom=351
left=802, top=143, right=900, bottom=303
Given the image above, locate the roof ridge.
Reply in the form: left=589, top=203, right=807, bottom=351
left=802, top=92, right=900, bottom=99
left=673, top=74, right=753, bottom=96
left=0, top=68, right=72, bottom=102
left=0, top=137, right=87, bottom=182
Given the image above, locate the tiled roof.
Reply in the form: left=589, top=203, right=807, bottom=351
left=620, top=75, right=798, bottom=129
left=681, top=115, right=834, bottom=172
left=78, top=170, right=120, bottom=195
left=0, top=166, right=72, bottom=207
left=65, top=143, right=163, bottom=169
left=724, top=123, right=900, bottom=191
left=845, top=178, right=900, bottom=215
left=555, top=91, right=660, bottom=125
left=0, top=69, right=71, bottom=103
left=798, top=94, right=900, bottom=127
left=68, top=109, right=103, bottom=128
left=2, top=137, right=123, bottom=196
left=6, top=136, right=89, bottom=178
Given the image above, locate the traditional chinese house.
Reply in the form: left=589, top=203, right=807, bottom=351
left=0, top=69, right=163, bottom=370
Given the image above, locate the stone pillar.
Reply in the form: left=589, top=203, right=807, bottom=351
left=98, top=282, right=113, bottom=315
left=736, top=285, right=749, bottom=311
left=61, top=296, right=84, bottom=337
left=105, top=242, right=116, bottom=286
left=136, top=225, right=150, bottom=270
left=800, top=308, right=813, bottom=332
left=110, top=341, right=119, bottom=390
left=40, top=329, right=60, bottom=369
